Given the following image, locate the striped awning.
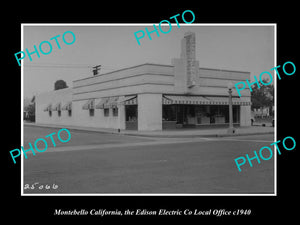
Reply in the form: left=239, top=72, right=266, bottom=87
left=120, top=95, right=137, bottom=105
left=163, top=95, right=251, bottom=106
left=162, top=96, right=173, bottom=105
left=163, top=95, right=211, bottom=105
left=96, top=97, right=109, bottom=109
left=43, top=103, right=52, bottom=112
left=52, top=102, right=61, bottom=111
left=62, top=101, right=72, bottom=111
left=96, top=95, right=137, bottom=109
left=206, top=96, right=251, bottom=106
left=104, top=96, right=119, bottom=108
left=82, top=99, right=95, bottom=110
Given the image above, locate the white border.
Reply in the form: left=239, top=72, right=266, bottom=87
left=21, top=23, right=24, bottom=195
left=274, top=24, right=277, bottom=196
left=21, top=23, right=277, bottom=196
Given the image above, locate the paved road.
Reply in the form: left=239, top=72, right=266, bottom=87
left=23, top=126, right=155, bottom=148
left=23, top=127, right=275, bottom=194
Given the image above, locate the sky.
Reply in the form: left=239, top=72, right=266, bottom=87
left=22, top=24, right=275, bottom=99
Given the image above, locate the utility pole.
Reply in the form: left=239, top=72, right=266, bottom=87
left=227, top=81, right=236, bottom=134
left=92, top=65, right=101, bottom=75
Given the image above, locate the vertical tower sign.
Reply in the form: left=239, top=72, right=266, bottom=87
left=172, top=31, right=199, bottom=93
left=184, top=32, right=198, bottom=88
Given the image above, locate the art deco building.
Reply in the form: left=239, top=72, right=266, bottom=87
left=35, top=32, right=251, bottom=131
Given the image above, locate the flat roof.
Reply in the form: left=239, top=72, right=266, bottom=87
left=74, top=63, right=173, bottom=82
left=74, top=62, right=250, bottom=83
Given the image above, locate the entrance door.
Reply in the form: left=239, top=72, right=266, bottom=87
left=125, top=105, right=138, bottom=130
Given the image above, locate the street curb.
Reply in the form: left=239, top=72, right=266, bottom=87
left=123, top=131, right=275, bottom=139
left=24, top=123, right=274, bottom=138
left=24, top=123, right=118, bottom=135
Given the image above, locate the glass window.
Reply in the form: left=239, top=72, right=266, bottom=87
left=104, top=108, right=109, bottom=117
left=195, top=105, right=210, bottom=124
left=68, top=110, right=72, bottom=117
left=209, top=105, right=227, bottom=124
left=204, top=105, right=240, bottom=124
left=89, top=108, right=94, bottom=117
left=162, top=105, right=176, bottom=121
left=186, top=105, right=195, bottom=117
left=49, top=111, right=52, bottom=117
left=233, top=105, right=240, bottom=123
left=113, top=107, right=118, bottom=117
left=58, top=110, right=61, bottom=117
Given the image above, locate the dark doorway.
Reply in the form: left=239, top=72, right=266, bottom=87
left=125, top=105, right=138, bottom=130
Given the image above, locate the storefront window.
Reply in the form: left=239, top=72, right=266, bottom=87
left=233, top=105, right=240, bottom=123
left=195, top=105, right=210, bottom=124
left=209, top=105, right=227, bottom=124
left=163, top=104, right=240, bottom=127
left=181, top=105, right=240, bottom=125
left=162, top=105, right=176, bottom=121
left=186, top=105, right=196, bottom=124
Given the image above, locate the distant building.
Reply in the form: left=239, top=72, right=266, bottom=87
left=35, top=32, right=251, bottom=131
left=253, top=107, right=273, bottom=117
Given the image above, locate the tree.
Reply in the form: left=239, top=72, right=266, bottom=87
left=24, top=96, right=35, bottom=122
left=54, top=80, right=68, bottom=90
left=251, top=78, right=274, bottom=116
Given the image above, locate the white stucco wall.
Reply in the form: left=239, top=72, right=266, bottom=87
left=35, top=63, right=252, bottom=130
left=71, top=100, right=120, bottom=129
left=35, top=88, right=73, bottom=126
left=35, top=88, right=125, bottom=130
left=72, top=63, right=174, bottom=101
left=138, top=93, right=162, bottom=131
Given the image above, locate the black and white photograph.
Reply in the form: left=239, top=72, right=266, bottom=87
left=5, top=5, right=298, bottom=223
left=22, top=24, right=275, bottom=195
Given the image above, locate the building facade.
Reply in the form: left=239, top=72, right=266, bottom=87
left=35, top=32, right=251, bottom=131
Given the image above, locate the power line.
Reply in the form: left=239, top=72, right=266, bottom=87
left=24, top=62, right=92, bottom=66
left=23, top=64, right=93, bottom=69
left=22, top=62, right=137, bottom=77
left=23, top=63, right=123, bottom=72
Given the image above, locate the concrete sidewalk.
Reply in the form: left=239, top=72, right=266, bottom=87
left=24, top=122, right=274, bottom=138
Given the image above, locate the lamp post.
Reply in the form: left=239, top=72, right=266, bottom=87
left=227, top=81, right=236, bottom=134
